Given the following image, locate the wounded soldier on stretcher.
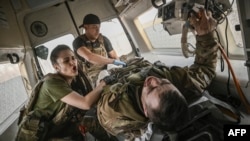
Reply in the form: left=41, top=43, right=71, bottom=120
left=95, top=9, right=240, bottom=141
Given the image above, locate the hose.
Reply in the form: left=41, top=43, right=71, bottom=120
left=218, top=45, right=250, bottom=114
left=181, top=23, right=195, bottom=58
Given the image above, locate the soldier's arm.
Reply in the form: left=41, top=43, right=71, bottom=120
left=108, top=50, right=119, bottom=59
left=188, top=9, right=219, bottom=89
left=190, top=9, right=218, bottom=71
left=61, top=80, right=106, bottom=110
left=166, top=9, right=219, bottom=100
left=77, top=46, right=115, bottom=65
left=103, top=36, right=119, bottom=59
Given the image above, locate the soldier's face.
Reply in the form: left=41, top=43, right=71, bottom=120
left=85, top=24, right=100, bottom=40
left=141, top=76, right=177, bottom=117
left=53, top=49, right=78, bottom=78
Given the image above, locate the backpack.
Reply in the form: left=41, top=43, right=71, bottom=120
left=17, top=75, right=48, bottom=125
left=16, top=74, right=52, bottom=141
left=161, top=97, right=241, bottom=141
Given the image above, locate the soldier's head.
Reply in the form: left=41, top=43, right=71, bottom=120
left=141, top=76, right=189, bottom=131
left=50, top=45, right=78, bottom=78
left=79, top=13, right=101, bottom=40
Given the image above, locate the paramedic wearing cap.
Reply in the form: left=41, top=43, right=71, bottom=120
left=73, top=13, right=126, bottom=86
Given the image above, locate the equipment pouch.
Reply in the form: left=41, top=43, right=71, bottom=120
left=16, top=114, right=50, bottom=141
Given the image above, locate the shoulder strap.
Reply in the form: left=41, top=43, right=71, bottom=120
left=26, top=80, right=45, bottom=113
left=17, top=75, right=49, bottom=125
left=26, top=74, right=56, bottom=113
left=79, top=34, right=90, bottom=45
left=97, top=34, right=104, bottom=45
left=71, top=67, right=93, bottom=95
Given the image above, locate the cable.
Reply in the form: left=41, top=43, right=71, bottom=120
left=224, top=16, right=232, bottom=98
left=218, top=44, right=250, bottom=114
left=181, top=23, right=195, bottom=58
left=187, top=43, right=196, bottom=50
left=212, top=0, right=232, bottom=98
left=215, top=30, right=225, bottom=72
left=230, top=0, right=235, bottom=10
left=153, top=11, right=159, bottom=32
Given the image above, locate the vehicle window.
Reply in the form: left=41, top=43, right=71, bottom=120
left=0, top=63, right=28, bottom=132
left=35, top=34, right=74, bottom=75
left=36, top=18, right=132, bottom=75
left=137, top=7, right=196, bottom=49
left=227, top=0, right=244, bottom=56
left=138, top=2, right=244, bottom=58
left=101, top=18, right=132, bottom=56
left=82, top=18, right=132, bottom=57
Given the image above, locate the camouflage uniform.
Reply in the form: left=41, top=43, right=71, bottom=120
left=97, top=32, right=219, bottom=140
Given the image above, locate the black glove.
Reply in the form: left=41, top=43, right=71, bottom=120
left=102, top=75, right=116, bottom=85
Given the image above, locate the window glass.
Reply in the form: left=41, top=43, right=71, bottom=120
left=37, top=18, right=132, bottom=75
left=0, top=63, right=27, bottom=130
left=227, top=0, right=243, bottom=48
left=138, top=8, right=196, bottom=49
left=35, top=34, right=74, bottom=75
left=0, top=63, right=20, bottom=83
left=81, top=18, right=132, bottom=56
left=101, top=18, right=132, bottom=56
